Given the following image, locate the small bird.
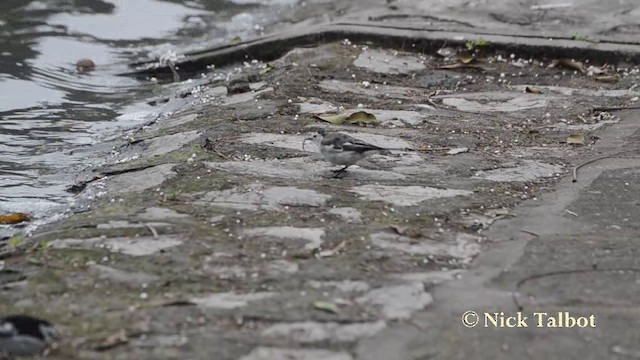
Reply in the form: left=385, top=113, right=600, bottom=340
left=0, top=315, right=59, bottom=357
left=304, top=130, right=410, bottom=177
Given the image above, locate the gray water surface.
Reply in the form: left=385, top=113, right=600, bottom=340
left=0, top=0, right=293, bottom=231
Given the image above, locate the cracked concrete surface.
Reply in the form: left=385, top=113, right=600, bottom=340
left=2, top=1, right=640, bottom=359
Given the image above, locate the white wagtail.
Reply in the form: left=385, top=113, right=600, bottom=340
left=0, top=315, right=59, bottom=357
left=304, top=130, right=411, bottom=177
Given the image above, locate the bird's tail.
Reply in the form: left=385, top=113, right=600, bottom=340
left=382, top=147, right=416, bottom=152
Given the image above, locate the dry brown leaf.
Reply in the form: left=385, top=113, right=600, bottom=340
left=553, top=59, right=587, bottom=74
left=525, top=86, right=544, bottom=94
left=567, top=132, right=586, bottom=145
left=0, top=213, right=32, bottom=225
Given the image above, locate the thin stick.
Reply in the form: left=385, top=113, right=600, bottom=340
left=573, top=148, right=640, bottom=182
left=520, top=229, right=539, bottom=237
left=145, top=224, right=159, bottom=238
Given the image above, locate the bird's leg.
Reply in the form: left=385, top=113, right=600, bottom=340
left=331, top=166, right=350, bottom=178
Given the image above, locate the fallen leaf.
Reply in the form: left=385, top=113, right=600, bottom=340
left=594, top=75, right=619, bottom=83
left=313, top=301, right=340, bottom=314
left=446, top=147, right=469, bottom=155
left=95, top=330, right=128, bottom=351
left=455, top=51, right=475, bottom=64
left=567, top=132, right=586, bottom=145
left=437, top=47, right=456, bottom=57
left=390, top=225, right=422, bottom=238
left=314, top=111, right=378, bottom=125
left=0, top=213, right=32, bottom=225
left=314, top=113, right=347, bottom=124
left=347, top=111, right=379, bottom=126
left=525, top=86, right=544, bottom=94
left=76, top=58, right=96, bottom=72
left=552, top=59, right=587, bottom=74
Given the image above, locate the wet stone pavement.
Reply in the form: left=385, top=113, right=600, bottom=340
left=2, top=35, right=640, bottom=359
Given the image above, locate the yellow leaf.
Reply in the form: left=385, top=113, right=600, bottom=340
left=313, top=301, right=340, bottom=314
left=314, top=111, right=378, bottom=125
left=345, top=111, right=378, bottom=125
left=314, top=113, right=348, bottom=124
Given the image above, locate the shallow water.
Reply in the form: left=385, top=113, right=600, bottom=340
left=0, top=0, right=293, bottom=229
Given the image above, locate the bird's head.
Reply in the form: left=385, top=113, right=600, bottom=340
left=39, top=323, right=60, bottom=342
left=303, top=130, right=325, bottom=150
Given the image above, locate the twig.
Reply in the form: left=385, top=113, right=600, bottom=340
left=592, top=105, right=640, bottom=112
left=144, top=224, right=159, bottom=238
left=573, top=148, right=640, bottom=182
left=211, top=148, right=230, bottom=160
left=317, top=240, right=348, bottom=258
left=168, top=61, right=180, bottom=82
left=520, top=229, right=539, bottom=237
left=426, top=90, right=439, bottom=109
left=202, top=138, right=231, bottom=160
left=565, top=209, right=578, bottom=217
left=512, top=267, right=640, bottom=311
